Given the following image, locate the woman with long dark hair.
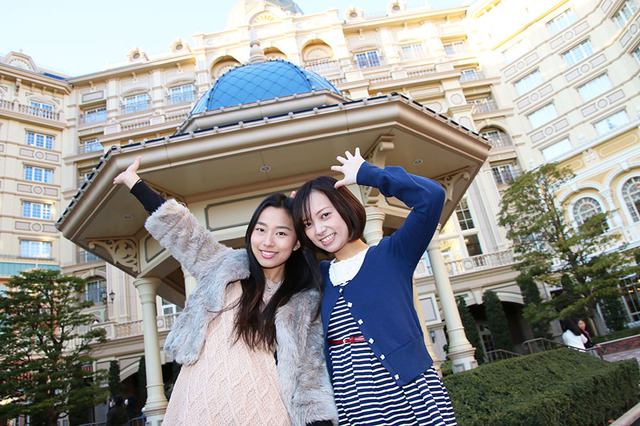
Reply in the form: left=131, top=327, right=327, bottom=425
left=293, top=148, right=456, bottom=425
left=114, top=157, right=337, bottom=426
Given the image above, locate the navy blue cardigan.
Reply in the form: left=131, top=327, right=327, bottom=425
left=320, top=162, right=445, bottom=386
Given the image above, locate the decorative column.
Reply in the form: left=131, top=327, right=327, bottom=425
left=182, top=267, right=197, bottom=298
left=362, top=206, right=385, bottom=244
left=426, top=228, right=477, bottom=373
left=362, top=206, right=440, bottom=368
left=133, top=278, right=169, bottom=424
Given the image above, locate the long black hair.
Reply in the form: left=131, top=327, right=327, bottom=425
left=234, top=193, right=321, bottom=350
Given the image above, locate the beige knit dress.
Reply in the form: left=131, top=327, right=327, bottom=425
left=163, top=280, right=291, bottom=426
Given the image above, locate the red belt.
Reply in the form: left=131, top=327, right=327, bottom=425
left=328, top=335, right=366, bottom=345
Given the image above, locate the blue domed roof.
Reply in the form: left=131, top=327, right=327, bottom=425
left=191, top=60, right=341, bottom=114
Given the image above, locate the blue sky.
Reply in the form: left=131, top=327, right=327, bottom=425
left=1, top=0, right=467, bottom=77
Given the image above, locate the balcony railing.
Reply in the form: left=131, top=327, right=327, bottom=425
left=77, top=141, right=103, bottom=154
left=101, top=313, right=180, bottom=339
left=482, top=132, right=513, bottom=148
left=121, top=100, right=149, bottom=115
left=471, top=100, right=499, bottom=114
left=79, top=110, right=107, bottom=124
left=460, top=70, right=486, bottom=82
left=414, top=249, right=516, bottom=278
left=0, top=100, right=61, bottom=121
left=77, top=250, right=101, bottom=264
left=304, top=59, right=339, bottom=73
left=166, top=90, right=197, bottom=105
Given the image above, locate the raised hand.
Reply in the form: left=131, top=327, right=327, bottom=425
left=331, top=147, right=365, bottom=188
left=113, top=156, right=142, bottom=189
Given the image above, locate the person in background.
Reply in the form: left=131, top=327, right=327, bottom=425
left=106, top=395, right=127, bottom=426
left=577, top=319, right=595, bottom=348
left=293, top=148, right=456, bottom=425
left=113, top=157, right=337, bottom=426
left=561, top=319, right=588, bottom=350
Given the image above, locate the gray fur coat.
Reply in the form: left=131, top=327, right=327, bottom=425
left=145, top=200, right=338, bottom=426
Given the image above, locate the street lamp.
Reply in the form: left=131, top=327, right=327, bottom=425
left=101, top=289, right=116, bottom=321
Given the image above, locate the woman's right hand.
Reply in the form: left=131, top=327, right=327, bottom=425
left=113, top=156, right=142, bottom=189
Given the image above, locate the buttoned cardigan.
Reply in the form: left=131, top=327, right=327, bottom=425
left=320, top=162, right=445, bottom=387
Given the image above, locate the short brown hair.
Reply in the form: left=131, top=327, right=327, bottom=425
left=293, top=176, right=366, bottom=250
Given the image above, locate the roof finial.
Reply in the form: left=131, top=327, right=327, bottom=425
left=248, top=25, right=267, bottom=64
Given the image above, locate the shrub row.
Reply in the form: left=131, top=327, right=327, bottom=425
left=443, top=348, right=639, bottom=425
left=592, top=327, right=640, bottom=344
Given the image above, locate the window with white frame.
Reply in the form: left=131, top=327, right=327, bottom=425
left=170, top=84, right=195, bottom=104
left=632, top=45, right=640, bottom=64
left=460, top=69, right=480, bottom=82
left=22, top=202, right=51, bottom=220
left=527, top=103, right=558, bottom=128
left=621, top=274, right=640, bottom=322
left=84, top=106, right=107, bottom=123
left=443, top=41, right=467, bottom=55
left=594, top=110, right=629, bottom=135
left=161, top=298, right=184, bottom=316
left=613, top=0, right=638, bottom=28
left=514, top=70, right=543, bottom=95
left=573, top=197, right=607, bottom=229
left=562, top=40, right=594, bottom=67
left=355, top=51, right=381, bottom=68
left=400, top=43, right=425, bottom=61
left=491, top=163, right=516, bottom=185
left=81, top=138, right=103, bottom=153
left=480, top=128, right=512, bottom=148
left=26, top=132, right=53, bottom=150
left=24, top=166, right=53, bottom=184
left=622, top=176, right=640, bottom=222
left=124, top=94, right=148, bottom=114
left=577, top=74, right=612, bottom=101
left=541, top=138, right=572, bottom=161
left=502, top=40, right=527, bottom=64
left=20, top=240, right=51, bottom=258
left=29, top=101, right=54, bottom=118
left=547, top=9, right=577, bottom=35
left=86, top=279, right=106, bottom=304
left=455, top=199, right=475, bottom=230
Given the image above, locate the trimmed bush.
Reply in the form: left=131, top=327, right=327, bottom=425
left=593, top=327, right=640, bottom=344
left=443, top=348, right=639, bottom=425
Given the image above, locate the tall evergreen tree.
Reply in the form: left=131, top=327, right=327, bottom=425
left=483, top=291, right=515, bottom=352
left=109, top=360, right=123, bottom=397
left=456, top=296, right=485, bottom=364
left=0, top=269, right=107, bottom=425
left=497, top=162, right=639, bottom=332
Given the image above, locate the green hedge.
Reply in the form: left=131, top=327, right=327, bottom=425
left=443, top=348, right=639, bottom=425
left=592, top=327, right=640, bottom=344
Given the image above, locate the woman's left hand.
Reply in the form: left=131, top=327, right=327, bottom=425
left=332, top=147, right=365, bottom=188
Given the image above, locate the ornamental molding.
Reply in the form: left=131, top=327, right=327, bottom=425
left=88, top=238, right=139, bottom=275
left=433, top=168, right=471, bottom=204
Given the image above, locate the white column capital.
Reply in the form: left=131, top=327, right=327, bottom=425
left=363, top=206, right=386, bottom=245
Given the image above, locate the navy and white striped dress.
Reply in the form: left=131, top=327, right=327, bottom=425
left=327, top=252, right=456, bottom=425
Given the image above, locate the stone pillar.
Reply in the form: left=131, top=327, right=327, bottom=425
left=362, top=206, right=385, bottom=244
left=133, top=278, right=169, bottom=424
left=426, top=228, right=477, bottom=373
left=362, top=206, right=440, bottom=368
left=182, top=267, right=197, bottom=298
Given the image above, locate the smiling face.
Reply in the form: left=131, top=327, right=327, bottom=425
left=250, top=206, right=300, bottom=282
left=303, top=190, right=352, bottom=257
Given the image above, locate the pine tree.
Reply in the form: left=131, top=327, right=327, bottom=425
left=456, top=296, right=485, bottom=364
left=0, top=269, right=107, bottom=425
left=109, top=360, right=123, bottom=397
left=483, top=291, right=515, bottom=352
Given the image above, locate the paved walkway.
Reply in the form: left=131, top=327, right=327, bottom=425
left=604, top=347, right=640, bottom=365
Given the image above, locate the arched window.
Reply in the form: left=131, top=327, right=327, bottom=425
left=264, top=47, right=287, bottom=61
left=623, top=176, right=640, bottom=222
left=573, top=196, right=607, bottom=229
left=480, top=128, right=512, bottom=148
